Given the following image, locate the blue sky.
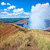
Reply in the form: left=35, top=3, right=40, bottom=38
left=0, top=0, right=50, bottom=18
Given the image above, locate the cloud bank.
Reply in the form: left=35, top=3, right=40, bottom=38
left=26, top=3, right=50, bottom=30
left=1, top=8, right=30, bottom=18
left=1, top=1, right=30, bottom=18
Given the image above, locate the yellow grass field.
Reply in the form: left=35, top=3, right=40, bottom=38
left=0, top=21, right=50, bottom=50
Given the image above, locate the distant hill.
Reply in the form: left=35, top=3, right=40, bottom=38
left=45, top=27, right=50, bottom=32
left=14, top=18, right=28, bottom=27
left=45, top=20, right=50, bottom=32
left=0, top=21, right=50, bottom=50
left=45, top=19, right=50, bottom=27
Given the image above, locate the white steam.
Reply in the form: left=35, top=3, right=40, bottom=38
left=26, top=3, right=50, bottom=30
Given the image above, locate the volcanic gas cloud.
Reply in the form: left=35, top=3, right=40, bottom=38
left=26, top=3, right=50, bottom=30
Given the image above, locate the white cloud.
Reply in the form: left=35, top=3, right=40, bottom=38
left=42, top=3, right=49, bottom=6
left=7, top=5, right=16, bottom=10
left=4, top=9, right=7, bottom=11
left=27, top=3, right=50, bottom=30
left=1, top=2, right=11, bottom=5
left=7, top=3, right=11, bottom=5
left=1, top=4, right=30, bottom=18
left=1, top=2, right=30, bottom=18
left=1, top=2, right=6, bottom=5
left=13, top=13, right=18, bottom=15
left=1, top=12, right=7, bottom=13
left=31, top=3, right=50, bottom=19
left=13, top=8, right=24, bottom=13
left=13, top=8, right=24, bottom=15
left=24, top=12, right=30, bottom=15
left=7, top=13, right=12, bottom=16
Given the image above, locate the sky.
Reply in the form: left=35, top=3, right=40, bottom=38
left=0, top=0, right=50, bottom=18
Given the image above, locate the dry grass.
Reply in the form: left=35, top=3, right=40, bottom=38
left=0, top=23, right=50, bottom=50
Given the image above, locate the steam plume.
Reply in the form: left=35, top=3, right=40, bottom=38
left=26, top=3, right=50, bottom=30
